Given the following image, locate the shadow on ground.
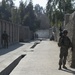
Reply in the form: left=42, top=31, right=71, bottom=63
left=0, top=43, right=24, bottom=55
left=61, top=68, right=75, bottom=75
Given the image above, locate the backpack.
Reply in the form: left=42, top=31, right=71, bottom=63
left=58, top=36, right=72, bottom=48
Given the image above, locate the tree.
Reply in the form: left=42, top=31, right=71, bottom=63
left=11, top=8, right=20, bottom=24
left=0, top=0, right=16, bottom=21
left=19, top=0, right=26, bottom=25
left=6, top=0, right=14, bottom=7
left=58, top=0, right=74, bottom=14
left=0, top=0, right=11, bottom=21
left=35, top=4, right=50, bottom=29
left=23, top=0, right=38, bottom=31
left=46, top=0, right=75, bottom=27
left=0, top=0, right=44, bottom=31
left=35, top=4, right=45, bottom=14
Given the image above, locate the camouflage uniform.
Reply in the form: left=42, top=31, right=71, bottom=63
left=58, top=30, right=72, bottom=69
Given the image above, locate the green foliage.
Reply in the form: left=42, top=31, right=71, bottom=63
left=35, top=4, right=50, bottom=29
left=0, top=0, right=42, bottom=32
left=46, top=0, right=75, bottom=26
left=35, top=4, right=44, bottom=14
left=19, top=0, right=41, bottom=32
left=0, top=0, right=11, bottom=21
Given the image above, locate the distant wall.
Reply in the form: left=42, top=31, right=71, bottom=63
left=19, top=26, right=32, bottom=42
left=35, top=29, right=50, bottom=38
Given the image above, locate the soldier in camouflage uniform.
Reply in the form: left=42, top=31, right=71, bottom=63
left=58, top=30, right=73, bottom=70
left=1, top=31, right=9, bottom=48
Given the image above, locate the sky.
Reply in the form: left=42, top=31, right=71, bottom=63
left=0, top=0, right=48, bottom=8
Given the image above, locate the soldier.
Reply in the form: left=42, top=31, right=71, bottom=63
left=1, top=31, right=9, bottom=48
left=58, top=29, right=73, bottom=70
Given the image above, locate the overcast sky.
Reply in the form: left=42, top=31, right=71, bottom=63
left=0, top=0, right=47, bottom=8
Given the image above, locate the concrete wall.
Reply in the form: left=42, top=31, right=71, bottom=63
left=0, top=21, right=1, bottom=47
left=0, top=20, right=32, bottom=48
left=65, top=12, right=75, bottom=68
left=19, top=26, right=32, bottom=42
left=0, top=20, right=19, bottom=48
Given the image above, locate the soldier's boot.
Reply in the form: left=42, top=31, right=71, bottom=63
left=58, top=59, right=62, bottom=70
left=63, top=65, right=67, bottom=69
left=58, top=65, right=62, bottom=70
left=63, top=58, right=67, bottom=69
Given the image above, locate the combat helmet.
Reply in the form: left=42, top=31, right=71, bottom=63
left=63, top=29, right=68, bottom=34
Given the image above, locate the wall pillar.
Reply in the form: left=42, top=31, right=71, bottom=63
left=71, top=19, right=75, bottom=68
left=0, top=21, right=1, bottom=47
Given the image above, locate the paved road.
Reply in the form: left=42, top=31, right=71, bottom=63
left=0, top=41, right=35, bottom=73
left=9, top=40, right=75, bottom=75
